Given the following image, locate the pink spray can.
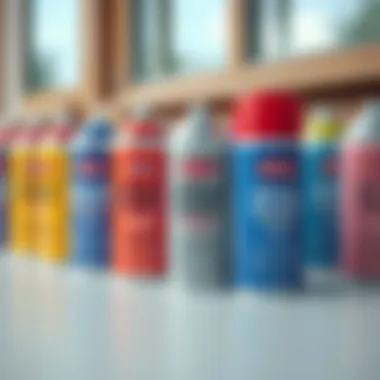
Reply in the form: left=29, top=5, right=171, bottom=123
left=341, top=101, right=380, bottom=279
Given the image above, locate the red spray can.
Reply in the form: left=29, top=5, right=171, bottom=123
left=111, top=112, right=167, bottom=276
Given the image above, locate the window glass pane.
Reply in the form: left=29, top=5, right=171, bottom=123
left=25, top=0, right=80, bottom=93
left=252, top=0, right=380, bottom=60
left=171, top=0, right=227, bottom=74
left=133, top=0, right=164, bottom=81
left=133, top=0, right=227, bottom=82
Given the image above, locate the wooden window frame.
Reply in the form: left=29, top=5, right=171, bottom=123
left=9, top=0, right=380, bottom=117
left=109, top=0, right=380, bottom=113
left=18, top=0, right=112, bottom=116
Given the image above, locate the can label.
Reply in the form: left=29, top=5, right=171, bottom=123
left=72, top=151, right=110, bottom=266
left=233, top=143, right=302, bottom=288
left=171, top=154, right=229, bottom=285
left=342, top=146, right=380, bottom=278
left=303, top=144, right=339, bottom=266
left=34, top=149, right=69, bottom=262
left=112, top=150, right=166, bottom=275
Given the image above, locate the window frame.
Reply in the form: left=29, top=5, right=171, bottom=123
left=110, top=0, right=380, bottom=112
left=5, top=0, right=380, bottom=117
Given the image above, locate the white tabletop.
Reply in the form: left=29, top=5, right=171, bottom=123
left=1, top=255, right=380, bottom=380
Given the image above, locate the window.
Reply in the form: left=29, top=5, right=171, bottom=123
left=25, top=0, right=81, bottom=94
left=250, top=0, right=380, bottom=61
left=133, top=0, right=228, bottom=82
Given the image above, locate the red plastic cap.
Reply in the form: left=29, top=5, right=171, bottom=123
left=28, top=124, right=51, bottom=143
left=55, top=124, right=78, bottom=142
left=0, top=128, right=10, bottom=145
left=5, top=127, right=22, bottom=143
left=11, top=126, right=27, bottom=143
left=234, top=91, right=303, bottom=141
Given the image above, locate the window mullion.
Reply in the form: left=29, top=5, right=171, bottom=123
left=228, top=0, right=248, bottom=69
left=275, top=0, right=291, bottom=58
left=160, top=0, right=174, bottom=76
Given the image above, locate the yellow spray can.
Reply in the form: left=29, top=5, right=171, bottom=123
left=34, top=118, right=77, bottom=263
left=9, top=120, right=47, bottom=256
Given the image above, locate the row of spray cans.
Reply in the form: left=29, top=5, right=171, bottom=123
left=1, top=91, right=380, bottom=291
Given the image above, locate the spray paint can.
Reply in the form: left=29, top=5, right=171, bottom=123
left=169, top=106, right=229, bottom=288
left=303, top=108, right=343, bottom=267
left=34, top=116, right=77, bottom=263
left=112, top=111, right=167, bottom=276
left=341, top=101, right=380, bottom=279
left=232, top=92, right=303, bottom=290
left=9, top=119, right=48, bottom=256
left=71, top=117, right=113, bottom=267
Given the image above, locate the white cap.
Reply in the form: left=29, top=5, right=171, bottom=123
left=344, top=100, right=380, bottom=145
left=188, top=104, right=213, bottom=135
left=133, top=105, right=152, bottom=121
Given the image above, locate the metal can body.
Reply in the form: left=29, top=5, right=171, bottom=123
left=71, top=146, right=110, bottom=267
left=303, top=144, right=339, bottom=267
left=170, top=133, right=229, bottom=288
left=9, top=125, right=50, bottom=256
left=233, top=142, right=302, bottom=289
left=341, top=145, right=380, bottom=278
left=341, top=101, right=380, bottom=280
left=34, top=145, right=70, bottom=263
left=112, top=147, right=167, bottom=276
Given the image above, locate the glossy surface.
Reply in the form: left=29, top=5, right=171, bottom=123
left=1, top=255, right=380, bottom=380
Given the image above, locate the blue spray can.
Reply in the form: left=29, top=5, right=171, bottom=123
left=303, top=108, right=343, bottom=267
left=233, top=92, right=303, bottom=290
left=70, top=117, right=113, bottom=267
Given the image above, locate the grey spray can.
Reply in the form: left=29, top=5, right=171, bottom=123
left=169, top=106, right=229, bottom=289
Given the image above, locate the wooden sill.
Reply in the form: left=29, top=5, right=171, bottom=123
left=120, top=44, right=380, bottom=111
